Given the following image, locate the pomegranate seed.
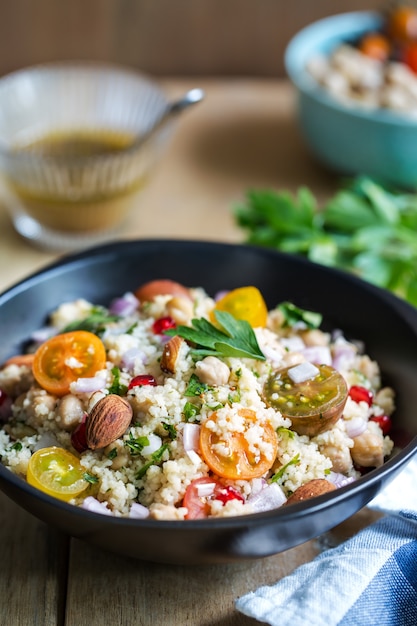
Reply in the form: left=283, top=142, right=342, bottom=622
left=348, top=385, right=373, bottom=406
left=370, top=414, right=392, bottom=435
left=71, top=418, right=88, bottom=453
left=215, top=486, right=245, bottom=506
left=152, top=316, right=176, bottom=334
left=128, top=374, right=157, bottom=390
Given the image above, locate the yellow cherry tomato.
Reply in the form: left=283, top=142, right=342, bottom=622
left=212, top=286, right=268, bottom=328
left=200, top=408, right=278, bottom=480
left=33, top=330, right=106, bottom=397
left=27, top=446, right=89, bottom=502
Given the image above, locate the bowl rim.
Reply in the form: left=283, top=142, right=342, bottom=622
left=0, top=238, right=416, bottom=530
left=284, top=10, right=417, bottom=128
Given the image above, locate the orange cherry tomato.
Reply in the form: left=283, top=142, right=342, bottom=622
left=135, top=279, right=191, bottom=302
left=33, top=330, right=106, bottom=396
left=358, top=33, right=391, bottom=61
left=200, top=408, right=278, bottom=480
left=27, top=446, right=89, bottom=502
left=212, top=286, right=268, bottom=328
left=387, top=5, right=417, bottom=42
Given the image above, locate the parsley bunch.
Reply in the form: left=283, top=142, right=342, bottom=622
left=235, top=176, right=417, bottom=306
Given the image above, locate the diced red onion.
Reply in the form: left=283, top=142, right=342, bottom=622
left=214, top=290, right=229, bottom=302
left=71, top=371, right=107, bottom=394
left=332, top=341, right=356, bottom=372
left=30, top=326, right=57, bottom=344
left=301, top=346, right=332, bottom=366
left=280, top=336, right=306, bottom=352
left=109, top=292, right=139, bottom=317
left=141, top=433, right=162, bottom=456
left=288, top=361, right=319, bottom=383
left=81, top=496, right=113, bottom=516
left=121, top=348, right=147, bottom=371
left=196, top=481, right=216, bottom=497
left=183, top=423, right=201, bottom=452
left=129, top=502, right=150, bottom=519
left=33, top=432, right=60, bottom=451
left=248, top=483, right=287, bottom=512
left=327, top=472, right=356, bottom=488
left=186, top=450, right=202, bottom=465
left=259, top=343, right=284, bottom=366
left=344, top=416, right=367, bottom=438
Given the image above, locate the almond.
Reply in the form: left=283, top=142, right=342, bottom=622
left=85, top=394, right=133, bottom=450
left=285, top=478, right=336, bottom=506
left=160, top=335, right=184, bottom=374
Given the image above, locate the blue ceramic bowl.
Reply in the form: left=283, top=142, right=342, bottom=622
left=285, top=11, right=417, bottom=189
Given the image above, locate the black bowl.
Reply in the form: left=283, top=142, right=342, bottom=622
left=0, top=239, right=416, bottom=564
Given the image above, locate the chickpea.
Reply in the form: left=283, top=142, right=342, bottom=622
left=195, top=357, right=230, bottom=386
left=351, top=422, right=384, bottom=468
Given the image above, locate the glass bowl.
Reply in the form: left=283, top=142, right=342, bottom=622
left=0, top=62, right=172, bottom=250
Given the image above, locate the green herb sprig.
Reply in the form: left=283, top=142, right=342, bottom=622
left=235, top=176, right=417, bottom=306
left=166, top=310, right=265, bottom=361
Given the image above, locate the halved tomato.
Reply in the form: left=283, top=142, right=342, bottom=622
left=264, top=364, right=348, bottom=436
left=199, top=408, right=278, bottom=480
left=33, top=330, right=106, bottom=396
left=27, top=446, right=89, bottom=502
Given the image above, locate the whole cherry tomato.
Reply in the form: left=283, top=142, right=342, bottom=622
left=358, top=32, right=391, bottom=61
left=212, top=286, right=268, bottom=328
left=199, top=408, right=277, bottom=480
left=135, top=279, right=190, bottom=302
left=33, top=330, right=106, bottom=397
left=27, top=446, right=89, bottom=502
left=387, top=5, right=417, bottom=42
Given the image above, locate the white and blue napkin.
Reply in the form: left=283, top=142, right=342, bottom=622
left=236, top=455, right=417, bottom=626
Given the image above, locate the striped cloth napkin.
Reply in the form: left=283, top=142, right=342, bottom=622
left=236, top=455, right=417, bottom=626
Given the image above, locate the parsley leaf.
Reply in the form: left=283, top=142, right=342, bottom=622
left=166, top=310, right=265, bottom=360
left=62, top=306, right=119, bottom=334
left=270, top=453, right=300, bottom=484
left=136, top=443, right=169, bottom=479
left=125, top=433, right=149, bottom=455
left=277, top=302, right=322, bottom=329
left=108, top=366, right=128, bottom=396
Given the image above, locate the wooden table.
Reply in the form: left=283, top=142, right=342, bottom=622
left=0, top=78, right=381, bottom=625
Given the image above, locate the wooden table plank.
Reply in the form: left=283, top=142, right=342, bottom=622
left=0, top=491, right=68, bottom=626
left=65, top=538, right=318, bottom=626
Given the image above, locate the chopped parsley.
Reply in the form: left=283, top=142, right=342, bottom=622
left=270, top=453, right=300, bottom=484
left=184, top=374, right=211, bottom=397
left=277, top=302, right=322, bottom=330
left=10, top=441, right=23, bottom=452
left=183, top=401, right=200, bottom=422
left=108, top=366, right=128, bottom=396
left=62, top=306, right=119, bottom=335
left=136, top=443, right=169, bottom=480
left=125, top=433, right=149, bottom=455
left=162, top=422, right=177, bottom=440
left=83, top=472, right=99, bottom=484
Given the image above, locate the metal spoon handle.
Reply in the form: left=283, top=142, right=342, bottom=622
left=134, top=88, right=205, bottom=150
